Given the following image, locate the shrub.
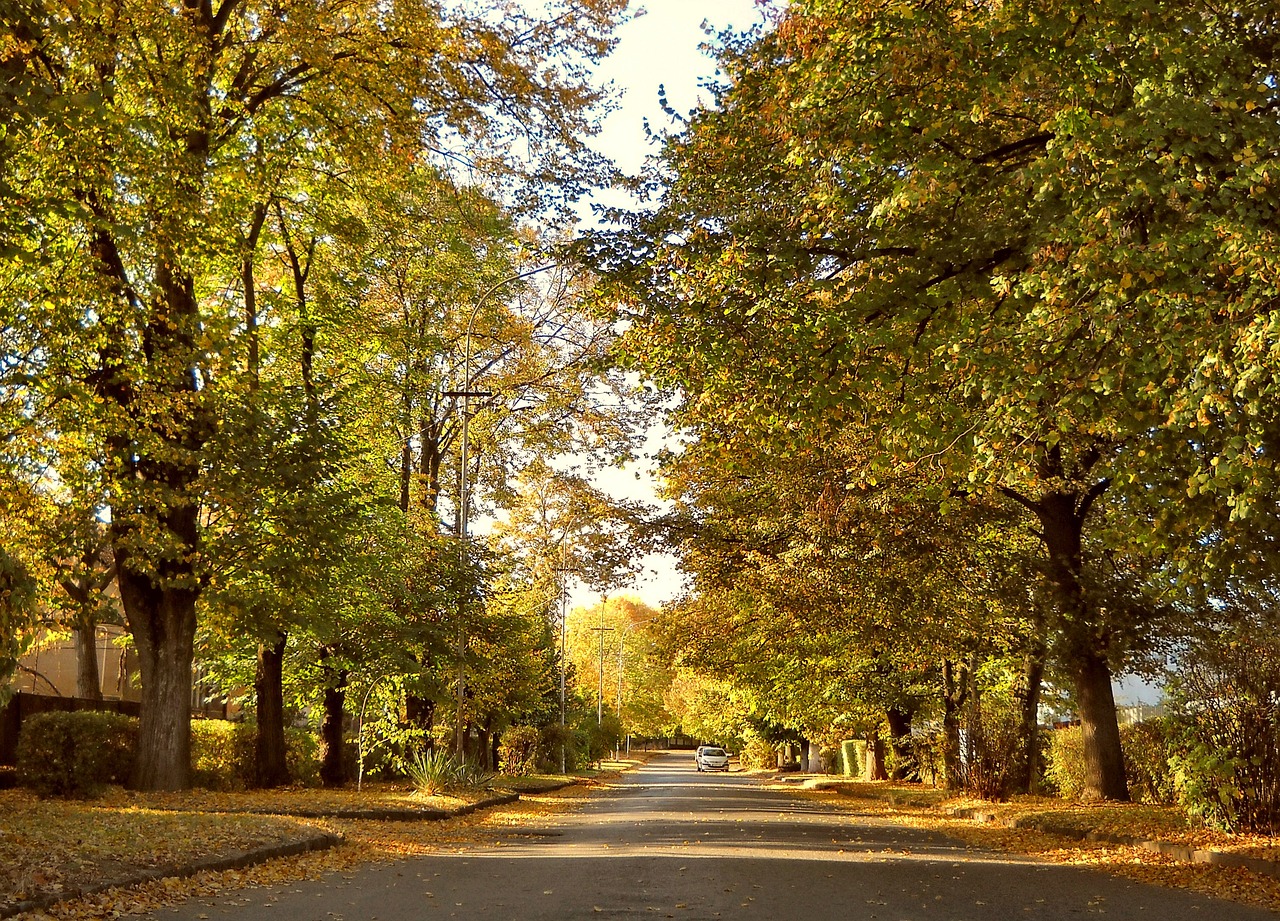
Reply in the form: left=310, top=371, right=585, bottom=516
left=1045, top=726, right=1087, bottom=800
left=405, top=749, right=494, bottom=795
left=17, top=710, right=137, bottom=796
left=498, top=725, right=540, bottom=776
left=1047, top=719, right=1180, bottom=806
left=286, top=728, right=320, bottom=787
left=739, top=737, right=776, bottom=771
left=839, top=739, right=864, bottom=777
left=1167, top=628, right=1280, bottom=833
left=1121, top=719, right=1176, bottom=805
left=537, top=723, right=584, bottom=773
left=961, top=699, right=1034, bottom=800
left=191, top=719, right=257, bottom=790
left=583, top=712, right=623, bottom=765
left=190, top=721, right=320, bottom=790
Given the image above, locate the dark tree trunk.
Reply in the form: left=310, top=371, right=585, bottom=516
left=490, top=728, right=501, bottom=772
left=477, top=723, right=492, bottom=771
left=885, top=706, right=916, bottom=781
left=255, top=630, right=290, bottom=788
left=1008, top=642, right=1046, bottom=795
left=1074, top=647, right=1128, bottom=801
left=94, top=240, right=208, bottom=792
left=319, top=658, right=348, bottom=788
left=399, top=442, right=413, bottom=512
left=74, top=622, right=102, bottom=700
left=941, top=658, right=970, bottom=790
left=405, top=693, right=436, bottom=753
left=1035, top=487, right=1129, bottom=802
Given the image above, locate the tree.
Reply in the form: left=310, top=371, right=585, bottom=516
left=4, top=0, right=625, bottom=789
left=589, top=0, right=1275, bottom=800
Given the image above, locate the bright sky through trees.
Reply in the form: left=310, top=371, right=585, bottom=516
left=571, top=0, right=766, bottom=610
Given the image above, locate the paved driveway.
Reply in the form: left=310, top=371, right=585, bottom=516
left=148, top=751, right=1274, bottom=920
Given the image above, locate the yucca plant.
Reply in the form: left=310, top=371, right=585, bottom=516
left=405, top=750, right=494, bottom=795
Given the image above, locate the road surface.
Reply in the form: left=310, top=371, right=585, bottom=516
left=149, top=751, right=1274, bottom=920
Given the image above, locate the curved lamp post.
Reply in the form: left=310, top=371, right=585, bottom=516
left=446, top=261, right=555, bottom=757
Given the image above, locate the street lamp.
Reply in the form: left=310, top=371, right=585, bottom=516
left=445, top=261, right=555, bottom=757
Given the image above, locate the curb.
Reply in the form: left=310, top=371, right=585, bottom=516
left=945, top=806, right=1280, bottom=882
left=504, top=780, right=578, bottom=795
left=0, top=830, right=343, bottom=920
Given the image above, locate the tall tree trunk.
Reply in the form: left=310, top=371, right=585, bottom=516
left=319, top=663, right=349, bottom=788
left=867, top=733, right=888, bottom=780
left=885, top=706, right=916, bottom=781
left=255, top=630, right=290, bottom=788
left=399, top=442, right=413, bottom=512
left=74, top=622, right=102, bottom=700
left=92, top=232, right=208, bottom=792
left=477, top=723, right=492, bottom=771
left=119, top=566, right=198, bottom=791
left=941, top=658, right=969, bottom=790
left=405, top=692, right=436, bottom=753
left=1035, top=488, right=1129, bottom=802
left=1074, top=646, right=1127, bottom=801
left=1009, top=641, right=1046, bottom=795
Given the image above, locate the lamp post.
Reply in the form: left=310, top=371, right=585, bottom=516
left=445, top=261, right=555, bottom=757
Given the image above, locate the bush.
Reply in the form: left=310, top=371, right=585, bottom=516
left=498, top=725, right=540, bottom=776
left=1122, top=719, right=1176, bottom=805
left=739, top=737, right=776, bottom=771
left=1045, top=726, right=1087, bottom=800
left=961, top=699, right=1034, bottom=800
left=583, top=712, right=623, bottom=765
left=17, top=711, right=137, bottom=796
left=191, top=720, right=257, bottom=790
left=405, top=749, right=494, bottom=795
left=1167, top=628, right=1280, bottom=833
left=537, top=723, right=583, bottom=772
left=191, top=720, right=319, bottom=790
left=1047, top=719, right=1179, bottom=806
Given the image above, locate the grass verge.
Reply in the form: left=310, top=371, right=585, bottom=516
left=790, top=778, right=1280, bottom=912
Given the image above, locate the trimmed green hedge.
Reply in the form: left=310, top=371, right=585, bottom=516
left=17, top=710, right=138, bottom=796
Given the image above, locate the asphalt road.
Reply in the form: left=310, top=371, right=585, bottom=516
left=150, top=751, right=1276, bottom=920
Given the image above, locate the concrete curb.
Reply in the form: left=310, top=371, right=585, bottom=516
left=504, top=780, right=578, bottom=795
left=945, top=806, right=1280, bottom=882
left=0, top=830, right=343, bottom=920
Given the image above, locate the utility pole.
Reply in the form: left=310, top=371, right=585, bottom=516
left=616, top=629, right=625, bottom=759
left=445, top=262, right=554, bottom=760
left=554, top=545, right=574, bottom=773
left=592, top=603, right=614, bottom=727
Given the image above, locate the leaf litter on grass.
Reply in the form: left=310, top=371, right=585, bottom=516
left=2, top=777, right=600, bottom=921
left=789, top=782, right=1280, bottom=913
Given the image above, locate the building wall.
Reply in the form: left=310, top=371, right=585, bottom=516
left=13, top=625, right=140, bottom=702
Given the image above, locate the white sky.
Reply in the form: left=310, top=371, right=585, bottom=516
left=568, top=0, right=766, bottom=612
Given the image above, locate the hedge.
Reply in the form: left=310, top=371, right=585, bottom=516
left=16, top=710, right=138, bottom=796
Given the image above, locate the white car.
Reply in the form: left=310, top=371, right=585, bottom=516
left=695, top=745, right=730, bottom=772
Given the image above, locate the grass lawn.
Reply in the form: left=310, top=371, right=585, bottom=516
left=788, top=777, right=1280, bottom=912
left=0, top=758, right=647, bottom=919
